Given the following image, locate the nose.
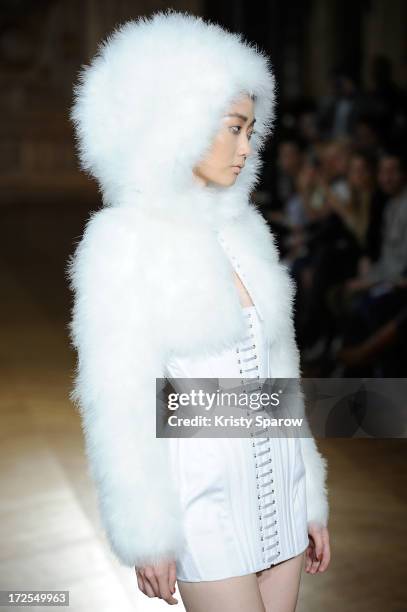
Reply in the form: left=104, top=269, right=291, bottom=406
left=237, top=135, right=252, bottom=159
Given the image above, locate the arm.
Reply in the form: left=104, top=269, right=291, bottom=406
left=66, top=208, right=184, bottom=568
left=268, top=267, right=330, bottom=573
left=270, top=263, right=330, bottom=528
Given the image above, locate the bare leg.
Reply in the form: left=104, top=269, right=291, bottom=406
left=178, top=573, right=266, bottom=612
left=256, top=552, right=304, bottom=612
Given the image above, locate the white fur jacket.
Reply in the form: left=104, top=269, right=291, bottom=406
left=67, top=10, right=329, bottom=568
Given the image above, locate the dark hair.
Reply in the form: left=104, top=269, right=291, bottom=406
left=351, top=150, right=377, bottom=174
left=278, top=132, right=307, bottom=153
left=378, top=148, right=407, bottom=173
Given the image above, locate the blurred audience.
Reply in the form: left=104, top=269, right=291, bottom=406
left=262, top=56, right=407, bottom=376
left=317, top=67, right=366, bottom=140
left=334, top=153, right=407, bottom=376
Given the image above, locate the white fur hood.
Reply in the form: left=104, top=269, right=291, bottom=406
left=67, top=10, right=329, bottom=568
left=69, top=9, right=275, bottom=224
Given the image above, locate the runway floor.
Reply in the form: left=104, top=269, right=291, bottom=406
left=1, top=200, right=406, bottom=611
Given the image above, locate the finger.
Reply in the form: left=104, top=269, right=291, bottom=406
left=155, top=564, right=169, bottom=599
left=144, top=569, right=160, bottom=598
left=305, top=533, right=318, bottom=574
left=142, top=575, right=156, bottom=598
left=137, top=574, right=149, bottom=597
left=310, top=547, right=321, bottom=574
left=316, top=529, right=330, bottom=572
left=135, top=571, right=145, bottom=594
left=169, top=561, right=177, bottom=594
left=157, top=571, right=178, bottom=605
left=305, top=544, right=314, bottom=573
left=314, top=536, right=323, bottom=565
left=317, top=554, right=328, bottom=572
left=318, top=540, right=331, bottom=572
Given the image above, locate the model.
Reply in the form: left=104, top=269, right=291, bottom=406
left=67, top=10, right=330, bottom=611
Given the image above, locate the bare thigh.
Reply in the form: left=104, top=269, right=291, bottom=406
left=177, top=573, right=266, bottom=612
left=256, top=552, right=305, bottom=612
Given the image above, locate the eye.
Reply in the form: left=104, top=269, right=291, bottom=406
left=229, top=126, right=257, bottom=140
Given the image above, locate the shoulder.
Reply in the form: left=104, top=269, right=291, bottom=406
left=234, top=202, right=280, bottom=263
left=67, top=206, right=166, bottom=283
left=78, top=205, right=154, bottom=251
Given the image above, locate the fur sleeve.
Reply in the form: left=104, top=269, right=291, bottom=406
left=269, top=263, right=330, bottom=528
left=66, top=208, right=185, bottom=567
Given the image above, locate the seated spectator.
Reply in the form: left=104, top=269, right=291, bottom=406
left=367, top=55, right=407, bottom=150
left=292, top=138, right=353, bottom=229
left=352, top=114, right=384, bottom=159
left=334, top=271, right=407, bottom=376
left=327, top=152, right=407, bottom=375
left=327, top=151, right=376, bottom=250
left=317, top=67, right=366, bottom=140
left=289, top=140, right=361, bottom=350
left=338, top=301, right=407, bottom=376
left=266, top=136, right=309, bottom=258
left=346, top=152, right=407, bottom=293
left=277, top=137, right=306, bottom=202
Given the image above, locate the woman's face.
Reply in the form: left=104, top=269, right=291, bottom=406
left=348, top=155, right=373, bottom=190
left=193, top=94, right=255, bottom=188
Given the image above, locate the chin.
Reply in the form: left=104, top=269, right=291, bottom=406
left=207, top=172, right=237, bottom=188
left=219, top=175, right=237, bottom=188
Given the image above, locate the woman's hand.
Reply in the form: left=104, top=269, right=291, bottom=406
left=135, top=559, right=178, bottom=605
left=305, top=522, right=331, bottom=574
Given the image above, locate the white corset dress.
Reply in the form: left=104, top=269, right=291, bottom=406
left=165, top=304, right=309, bottom=582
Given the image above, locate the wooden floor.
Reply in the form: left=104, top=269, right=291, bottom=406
left=1, top=201, right=406, bottom=611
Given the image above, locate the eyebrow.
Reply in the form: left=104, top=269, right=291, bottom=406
left=225, top=112, right=256, bottom=127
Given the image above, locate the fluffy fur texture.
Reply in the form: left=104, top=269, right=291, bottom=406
left=67, top=10, right=329, bottom=568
